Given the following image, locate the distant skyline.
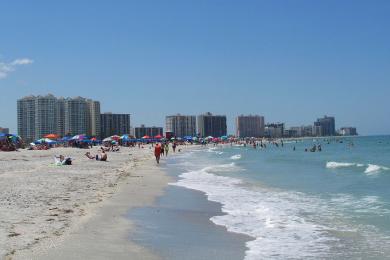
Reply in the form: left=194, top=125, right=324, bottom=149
left=1, top=0, right=389, bottom=135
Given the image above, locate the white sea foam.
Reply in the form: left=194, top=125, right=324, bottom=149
left=364, top=164, right=390, bottom=175
left=326, top=162, right=389, bottom=175
left=326, top=161, right=363, bottom=169
left=171, top=166, right=337, bottom=259
left=170, top=160, right=390, bottom=259
left=230, top=154, right=242, bottom=160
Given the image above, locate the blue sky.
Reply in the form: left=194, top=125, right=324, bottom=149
left=0, top=0, right=389, bottom=135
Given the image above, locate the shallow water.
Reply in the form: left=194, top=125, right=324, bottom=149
left=130, top=136, right=390, bottom=259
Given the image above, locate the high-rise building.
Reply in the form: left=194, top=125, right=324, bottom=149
left=288, top=125, right=314, bottom=137
left=56, top=98, right=66, bottom=137
left=34, top=94, right=57, bottom=139
left=312, top=125, right=322, bottom=137
left=314, top=116, right=335, bottom=136
left=17, top=95, right=101, bottom=141
left=197, top=112, right=227, bottom=137
left=235, top=115, right=264, bottom=137
left=100, top=113, right=130, bottom=138
left=340, top=127, right=358, bottom=136
left=0, top=127, right=9, bottom=134
left=17, top=95, right=36, bottom=141
left=264, top=123, right=285, bottom=138
left=134, top=125, right=163, bottom=139
left=165, top=114, right=196, bottom=138
left=87, top=100, right=101, bottom=137
left=64, top=97, right=88, bottom=136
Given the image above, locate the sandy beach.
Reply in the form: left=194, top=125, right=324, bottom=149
left=0, top=146, right=171, bottom=260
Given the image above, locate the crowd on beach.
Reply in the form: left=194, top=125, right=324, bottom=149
left=1, top=132, right=356, bottom=166
left=0, top=134, right=22, bottom=151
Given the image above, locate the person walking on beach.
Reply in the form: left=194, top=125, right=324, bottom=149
left=172, top=142, right=177, bottom=153
left=154, top=143, right=162, bottom=164
left=160, top=143, right=165, bottom=156
left=165, top=143, right=169, bottom=156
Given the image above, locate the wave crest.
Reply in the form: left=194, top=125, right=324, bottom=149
left=230, top=154, right=242, bottom=160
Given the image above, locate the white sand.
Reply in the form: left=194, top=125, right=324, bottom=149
left=0, top=146, right=170, bottom=260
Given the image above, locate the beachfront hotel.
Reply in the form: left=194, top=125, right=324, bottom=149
left=134, top=125, right=163, bottom=139
left=340, top=127, right=358, bottom=136
left=197, top=112, right=227, bottom=138
left=235, top=115, right=265, bottom=138
left=264, top=123, right=285, bottom=138
left=165, top=114, right=196, bottom=138
left=314, top=115, right=336, bottom=136
left=100, top=113, right=131, bottom=138
left=17, top=94, right=101, bottom=141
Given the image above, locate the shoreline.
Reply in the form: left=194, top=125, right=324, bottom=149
left=0, top=146, right=174, bottom=260
left=18, top=156, right=170, bottom=260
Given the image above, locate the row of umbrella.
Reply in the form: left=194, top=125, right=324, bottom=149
left=33, top=133, right=231, bottom=144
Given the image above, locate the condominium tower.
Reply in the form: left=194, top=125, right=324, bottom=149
left=134, top=125, right=163, bottom=139
left=100, top=113, right=130, bottom=138
left=314, top=116, right=336, bottom=136
left=165, top=114, right=196, bottom=138
left=197, top=112, right=227, bottom=137
left=17, top=94, right=101, bottom=141
left=235, top=115, right=265, bottom=138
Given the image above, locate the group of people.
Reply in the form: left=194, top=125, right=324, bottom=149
left=153, top=142, right=178, bottom=164
left=0, top=136, right=20, bottom=151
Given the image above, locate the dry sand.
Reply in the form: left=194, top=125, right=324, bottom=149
left=0, top=145, right=171, bottom=260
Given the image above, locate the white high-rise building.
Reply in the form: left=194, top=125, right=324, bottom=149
left=165, top=114, right=196, bottom=138
left=17, top=95, right=101, bottom=141
left=87, top=99, right=101, bottom=137
left=235, top=115, right=265, bottom=138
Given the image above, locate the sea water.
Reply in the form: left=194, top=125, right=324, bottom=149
left=170, top=135, right=390, bottom=259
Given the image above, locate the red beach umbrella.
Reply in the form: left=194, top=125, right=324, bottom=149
left=142, top=135, right=151, bottom=139
left=154, top=134, right=163, bottom=139
left=111, top=135, right=121, bottom=141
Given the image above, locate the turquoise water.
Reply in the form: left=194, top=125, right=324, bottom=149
left=171, top=136, right=390, bottom=259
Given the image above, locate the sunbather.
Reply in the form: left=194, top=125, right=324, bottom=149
left=85, top=150, right=107, bottom=161
left=54, top=155, right=72, bottom=165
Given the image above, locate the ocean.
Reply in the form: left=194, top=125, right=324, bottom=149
left=129, top=135, right=390, bottom=260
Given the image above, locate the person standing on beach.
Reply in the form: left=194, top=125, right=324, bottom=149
left=154, top=143, right=162, bottom=164
left=161, top=143, right=165, bottom=156
left=172, top=142, right=177, bottom=153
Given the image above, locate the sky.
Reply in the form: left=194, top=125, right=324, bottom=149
left=0, top=0, right=389, bottom=135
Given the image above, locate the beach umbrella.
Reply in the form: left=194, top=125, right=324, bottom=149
left=0, top=133, right=6, bottom=137
left=60, top=136, right=72, bottom=142
left=154, top=134, right=163, bottom=139
left=142, top=135, right=151, bottom=139
left=44, top=138, right=56, bottom=144
left=206, top=136, right=213, bottom=139
left=111, top=135, right=121, bottom=141
left=103, top=137, right=113, bottom=142
left=44, top=134, right=59, bottom=139
left=221, top=135, right=228, bottom=140
left=183, top=136, right=193, bottom=140
left=71, top=134, right=86, bottom=140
